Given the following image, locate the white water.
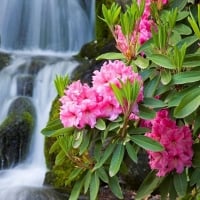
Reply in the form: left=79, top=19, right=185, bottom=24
left=0, top=0, right=95, bottom=199
left=0, top=0, right=94, bottom=51
left=0, top=53, right=79, bottom=197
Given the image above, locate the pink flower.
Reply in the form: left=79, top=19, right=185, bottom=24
left=60, top=81, right=101, bottom=129
left=92, top=60, right=143, bottom=120
left=145, top=109, right=193, bottom=177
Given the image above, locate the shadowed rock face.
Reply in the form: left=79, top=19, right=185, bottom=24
left=0, top=96, right=36, bottom=169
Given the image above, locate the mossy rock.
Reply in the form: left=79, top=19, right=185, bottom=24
left=0, top=96, right=35, bottom=169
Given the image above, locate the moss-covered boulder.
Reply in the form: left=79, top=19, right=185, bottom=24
left=0, top=96, right=36, bottom=169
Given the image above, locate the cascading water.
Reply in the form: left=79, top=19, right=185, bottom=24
left=0, top=0, right=95, bottom=199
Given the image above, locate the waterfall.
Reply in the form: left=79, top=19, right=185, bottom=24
left=0, top=0, right=94, bottom=51
left=0, top=0, right=95, bottom=199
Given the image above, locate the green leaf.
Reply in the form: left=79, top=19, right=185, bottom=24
left=138, top=104, right=156, bottom=120
left=130, top=135, right=164, bottom=152
left=128, top=127, right=150, bottom=135
left=133, top=56, right=149, bottom=69
left=174, top=23, right=192, bottom=35
left=144, top=75, right=160, bottom=97
left=93, top=142, right=116, bottom=170
left=192, top=143, right=200, bottom=167
left=176, top=11, right=189, bottom=21
left=143, top=97, right=166, bottom=109
left=55, top=150, right=66, bottom=165
left=90, top=172, right=100, bottom=200
left=49, top=139, right=60, bottom=154
left=177, top=35, right=198, bottom=49
left=54, top=74, right=70, bottom=97
left=65, top=168, right=83, bottom=185
left=109, top=176, right=123, bottom=199
left=96, top=52, right=125, bottom=60
left=83, top=171, right=92, bottom=194
left=69, top=178, right=84, bottom=200
left=174, top=87, right=200, bottom=118
left=125, top=142, right=138, bottom=163
left=136, top=171, right=164, bottom=200
left=160, top=69, right=172, bottom=85
left=97, top=168, right=109, bottom=183
left=169, top=0, right=187, bottom=11
left=110, top=82, right=124, bottom=106
left=109, top=143, right=125, bottom=177
left=159, top=175, right=173, bottom=200
left=148, top=54, right=174, bottom=69
left=183, top=54, right=200, bottom=68
left=41, top=118, right=63, bottom=136
left=190, top=167, right=200, bottom=186
left=73, top=130, right=83, bottom=149
left=173, top=171, right=188, bottom=197
left=173, top=71, right=200, bottom=84
left=79, top=131, right=91, bottom=155
left=95, top=118, right=106, bottom=131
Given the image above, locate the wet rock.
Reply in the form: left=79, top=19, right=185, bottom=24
left=0, top=52, right=10, bottom=70
left=17, top=74, right=34, bottom=96
left=0, top=97, right=36, bottom=169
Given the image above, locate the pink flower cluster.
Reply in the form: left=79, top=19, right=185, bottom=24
left=145, top=110, right=193, bottom=177
left=114, top=0, right=168, bottom=58
left=60, top=60, right=143, bottom=129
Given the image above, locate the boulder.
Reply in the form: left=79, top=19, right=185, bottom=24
left=0, top=96, right=36, bottom=169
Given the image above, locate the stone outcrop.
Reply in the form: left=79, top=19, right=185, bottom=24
left=0, top=96, right=36, bottom=169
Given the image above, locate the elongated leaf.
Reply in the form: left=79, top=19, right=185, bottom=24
left=130, top=135, right=164, bottom=151
left=144, top=75, right=160, bottom=97
left=109, top=176, right=123, bottom=199
left=83, top=171, right=92, bottom=194
left=97, top=168, right=109, bottom=183
left=125, top=142, right=138, bottom=163
left=173, top=71, right=200, bottom=84
left=148, top=54, right=174, bottom=69
left=93, top=142, right=116, bottom=170
left=143, top=97, right=166, bottom=109
left=173, top=171, right=188, bottom=197
left=183, top=54, right=200, bottom=68
left=136, top=171, right=164, bottom=200
left=192, top=143, right=200, bottom=167
left=69, top=179, right=84, bottom=200
left=49, top=139, right=60, bottom=154
left=190, top=167, right=200, bottom=187
left=65, top=168, right=83, bottom=185
left=55, top=150, right=66, bottom=165
left=96, top=52, right=126, bottom=60
left=138, top=104, right=156, bottom=120
left=79, top=131, right=90, bottom=155
left=174, top=87, right=200, bottom=118
left=90, top=172, right=100, bottom=200
left=41, top=118, right=63, bottom=136
left=174, top=23, right=192, bottom=35
left=109, top=143, right=125, bottom=177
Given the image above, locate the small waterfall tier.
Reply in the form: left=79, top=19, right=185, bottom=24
left=0, top=0, right=94, bottom=51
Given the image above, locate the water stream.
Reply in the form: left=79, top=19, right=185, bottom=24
left=0, top=0, right=94, bottom=199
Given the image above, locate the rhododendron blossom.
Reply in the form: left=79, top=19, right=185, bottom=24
left=114, top=0, right=168, bottom=59
left=145, top=110, right=193, bottom=177
left=92, top=60, right=143, bottom=120
left=60, top=60, right=144, bottom=129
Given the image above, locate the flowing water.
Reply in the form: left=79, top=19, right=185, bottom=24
left=0, top=0, right=94, bottom=199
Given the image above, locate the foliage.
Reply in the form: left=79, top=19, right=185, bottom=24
left=42, top=0, right=200, bottom=199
